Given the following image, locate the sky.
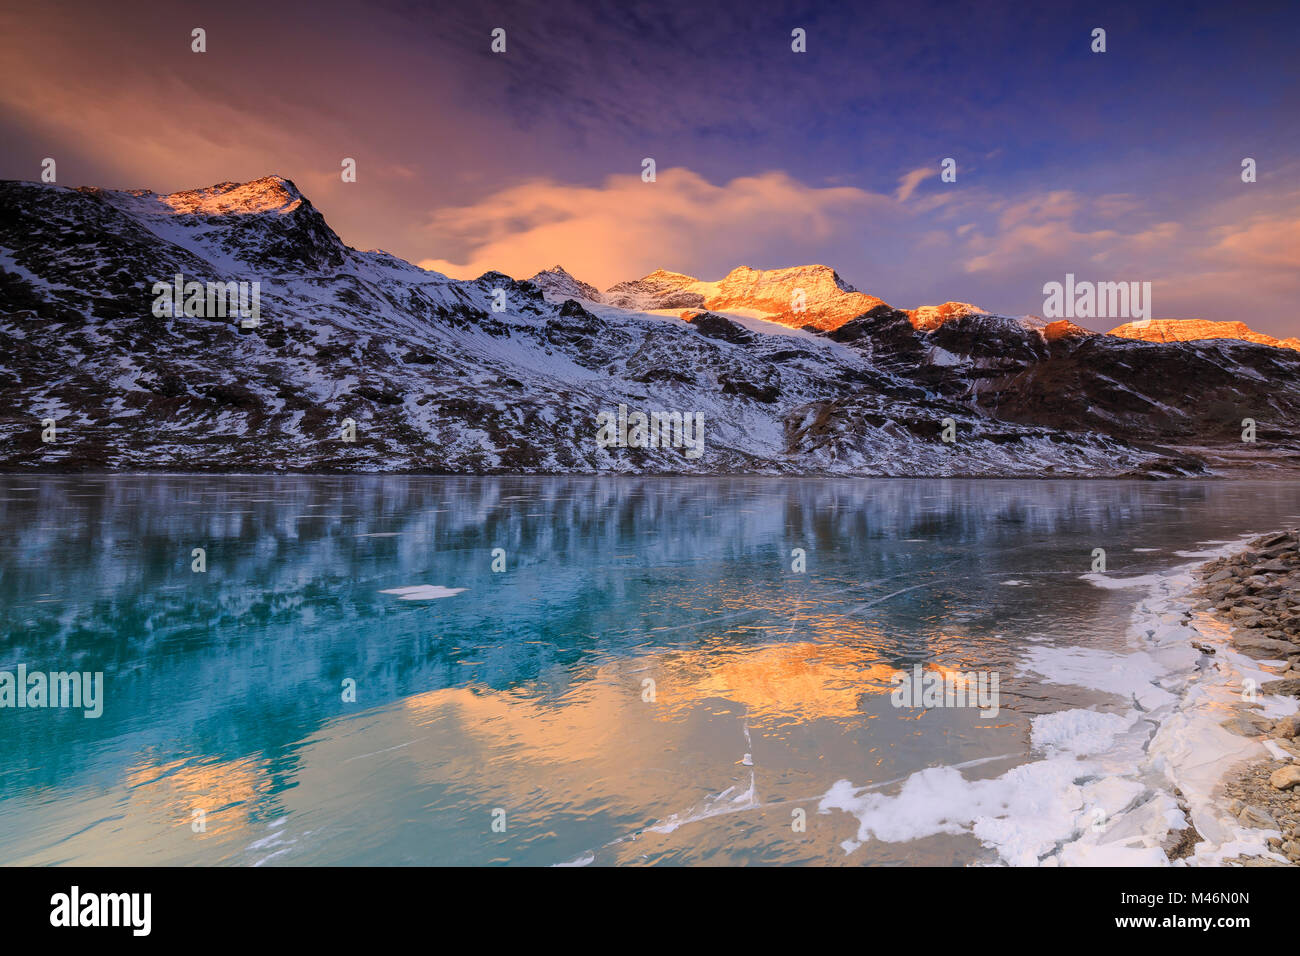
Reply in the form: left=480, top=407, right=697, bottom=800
left=1, top=0, right=1297, bottom=334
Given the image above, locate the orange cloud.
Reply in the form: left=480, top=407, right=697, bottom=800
left=416, top=168, right=898, bottom=287
left=1207, top=215, right=1300, bottom=270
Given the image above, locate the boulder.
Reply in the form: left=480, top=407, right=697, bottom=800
left=1233, top=634, right=1300, bottom=656
left=1262, top=678, right=1300, bottom=697
left=1268, top=766, right=1300, bottom=791
left=1274, top=714, right=1300, bottom=738
left=1239, top=804, right=1278, bottom=828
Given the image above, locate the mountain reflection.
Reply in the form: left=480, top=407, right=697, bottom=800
left=1, top=476, right=1298, bottom=864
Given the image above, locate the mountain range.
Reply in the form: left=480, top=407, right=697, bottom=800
left=1, top=175, right=1298, bottom=477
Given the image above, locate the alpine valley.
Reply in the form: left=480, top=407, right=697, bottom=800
left=2, top=175, right=1298, bottom=477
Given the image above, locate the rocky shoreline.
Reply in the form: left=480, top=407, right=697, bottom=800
left=1193, top=530, right=1300, bottom=865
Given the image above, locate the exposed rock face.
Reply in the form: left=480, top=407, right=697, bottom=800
left=906, top=301, right=988, bottom=331
left=1, top=175, right=1299, bottom=475
left=1109, top=319, right=1300, bottom=351
left=817, top=303, right=1300, bottom=473
left=682, top=310, right=754, bottom=344
left=1043, top=319, right=1096, bottom=342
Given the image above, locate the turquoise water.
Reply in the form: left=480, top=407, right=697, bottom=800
left=1, top=475, right=1298, bottom=866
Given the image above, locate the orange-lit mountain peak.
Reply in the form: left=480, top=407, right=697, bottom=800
left=150, top=175, right=306, bottom=218
left=1107, top=318, right=1300, bottom=351
left=906, top=301, right=987, bottom=331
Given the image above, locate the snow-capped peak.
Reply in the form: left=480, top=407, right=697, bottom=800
left=137, top=176, right=306, bottom=218
left=526, top=265, right=603, bottom=303
left=641, top=268, right=699, bottom=282
left=88, top=175, right=345, bottom=275
left=600, top=263, right=885, bottom=330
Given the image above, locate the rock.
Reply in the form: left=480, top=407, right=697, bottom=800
left=1284, top=841, right=1300, bottom=863
left=1269, top=766, right=1300, bottom=791
left=1221, top=716, right=1270, bottom=737
left=1239, top=804, right=1278, bottom=828
left=1233, top=634, right=1300, bottom=656
left=1262, top=678, right=1300, bottom=697
left=1235, top=856, right=1292, bottom=866
left=684, top=310, right=755, bottom=345
left=1207, top=568, right=1233, bottom=583
left=1274, top=714, right=1300, bottom=738
left=1163, top=822, right=1204, bottom=860
left=1255, top=559, right=1291, bottom=572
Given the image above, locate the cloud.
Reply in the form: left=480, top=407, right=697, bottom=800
left=895, top=167, right=936, bottom=202
left=959, top=192, right=1119, bottom=273
left=947, top=185, right=1300, bottom=336
left=1206, top=215, right=1300, bottom=270
left=417, top=168, right=898, bottom=287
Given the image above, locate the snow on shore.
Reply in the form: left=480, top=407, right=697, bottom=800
left=819, top=535, right=1299, bottom=866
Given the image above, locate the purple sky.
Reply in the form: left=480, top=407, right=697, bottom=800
left=1, top=0, right=1297, bottom=334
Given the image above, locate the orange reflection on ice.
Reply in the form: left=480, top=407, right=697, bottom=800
left=124, top=754, right=269, bottom=837
left=653, top=640, right=900, bottom=722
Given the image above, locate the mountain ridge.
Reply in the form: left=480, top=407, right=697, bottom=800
left=530, top=263, right=1296, bottom=350
left=2, top=175, right=1298, bottom=477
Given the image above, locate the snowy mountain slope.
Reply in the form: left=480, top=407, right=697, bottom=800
left=1, top=176, right=1296, bottom=476
left=826, top=304, right=1300, bottom=454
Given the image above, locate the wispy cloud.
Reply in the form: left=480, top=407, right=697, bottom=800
left=895, top=167, right=936, bottom=202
